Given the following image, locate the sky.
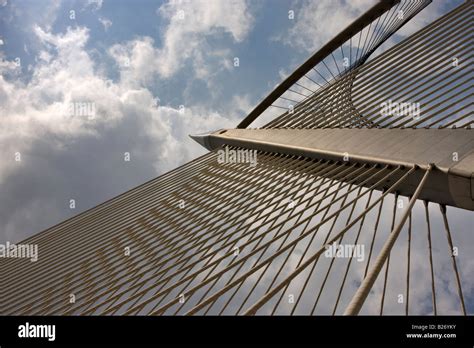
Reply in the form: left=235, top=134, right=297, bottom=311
left=0, top=0, right=471, bottom=315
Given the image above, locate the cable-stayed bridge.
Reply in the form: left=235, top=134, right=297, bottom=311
left=0, top=0, right=472, bottom=316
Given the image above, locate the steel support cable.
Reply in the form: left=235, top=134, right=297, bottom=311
left=7, top=151, right=215, bottom=251
left=269, top=177, right=345, bottom=315
left=331, top=80, right=358, bottom=129
left=346, top=11, right=471, bottom=121
left=309, top=186, right=365, bottom=314
left=91, top=158, right=321, bottom=314
left=295, top=82, right=316, bottom=94
left=276, top=57, right=361, bottom=129
left=325, top=49, right=471, bottom=129
left=282, top=2, right=436, bottom=129
left=218, top=176, right=343, bottom=316
left=5, top=155, right=221, bottom=300
left=3, top=154, right=221, bottom=312
left=439, top=204, right=466, bottom=315
left=299, top=77, right=362, bottom=129
left=77, top=239, right=138, bottom=314
left=331, top=52, right=342, bottom=76
left=350, top=3, right=470, bottom=94
left=364, top=190, right=385, bottom=278
left=214, top=174, right=338, bottom=315
left=242, top=165, right=415, bottom=315
left=314, top=79, right=361, bottom=129
left=361, top=0, right=408, bottom=61
left=295, top=80, right=351, bottom=128
left=352, top=22, right=470, bottom=111
left=423, top=200, right=437, bottom=315
left=404, top=65, right=472, bottom=127
left=102, top=156, right=316, bottom=314
left=278, top=95, right=301, bottom=105
left=406, top=208, right=412, bottom=315
left=318, top=77, right=356, bottom=129
left=392, top=81, right=473, bottom=128
left=282, top=72, right=357, bottom=129
left=364, top=0, right=422, bottom=59
left=288, top=88, right=312, bottom=99
left=271, top=36, right=380, bottom=130
left=356, top=0, right=404, bottom=68
left=379, top=91, right=472, bottom=130
left=144, top=156, right=312, bottom=263
left=120, top=171, right=348, bottom=316
left=35, top=159, right=270, bottom=314
left=269, top=85, right=328, bottom=126
left=181, top=169, right=384, bottom=316
left=456, top=118, right=474, bottom=129
left=172, top=160, right=329, bottom=315
left=153, top=165, right=394, bottom=315
left=347, top=31, right=471, bottom=128
left=354, top=61, right=471, bottom=129
left=171, top=193, right=315, bottom=314
left=279, top=52, right=370, bottom=129
left=362, top=1, right=398, bottom=56
left=86, top=177, right=314, bottom=313
left=355, top=39, right=471, bottom=125
left=311, top=66, right=332, bottom=87
left=332, top=189, right=374, bottom=314
left=77, top=158, right=336, bottom=316
left=39, top=155, right=288, bottom=294
left=155, top=162, right=342, bottom=284
left=387, top=77, right=473, bottom=128
left=429, top=105, right=473, bottom=129
left=282, top=1, right=418, bottom=130
left=149, top=164, right=373, bottom=315
left=64, top=171, right=288, bottom=316
left=322, top=59, right=338, bottom=82
left=358, top=21, right=374, bottom=68
left=34, top=155, right=318, bottom=316
left=353, top=18, right=364, bottom=63
left=350, top=28, right=468, bottom=119
left=1, top=152, right=216, bottom=284
left=303, top=74, right=323, bottom=89
left=85, top=162, right=355, bottom=315
left=343, top=165, right=432, bottom=315
left=267, top=175, right=356, bottom=314
left=340, top=43, right=347, bottom=75
left=380, top=192, right=399, bottom=315
left=66, top=228, right=143, bottom=314
left=286, top=183, right=356, bottom=315
left=268, top=104, right=290, bottom=111
left=313, top=80, right=351, bottom=129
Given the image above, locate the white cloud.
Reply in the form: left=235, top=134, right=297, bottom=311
left=84, top=0, right=103, bottom=11
left=278, top=0, right=454, bottom=59
left=108, top=37, right=159, bottom=88
left=0, top=25, right=237, bottom=242
left=155, top=0, right=254, bottom=78
left=0, top=0, right=7, bottom=7
left=98, top=17, right=112, bottom=31
left=395, top=0, right=447, bottom=37
left=107, top=0, right=254, bottom=88
left=277, top=0, right=376, bottom=52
